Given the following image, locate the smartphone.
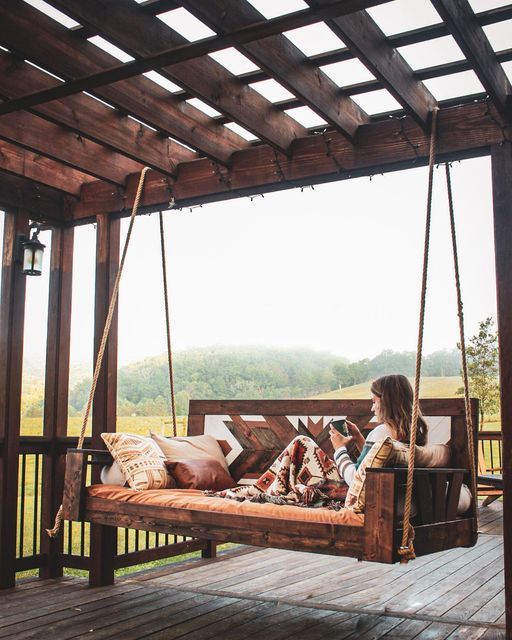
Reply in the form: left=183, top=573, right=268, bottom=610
left=331, top=418, right=348, bottom=437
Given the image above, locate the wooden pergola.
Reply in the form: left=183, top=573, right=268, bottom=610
left=0, top=0, right=510, bottom=636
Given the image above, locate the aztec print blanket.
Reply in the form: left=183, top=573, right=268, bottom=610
left=207, top=436, right=348, bottom=510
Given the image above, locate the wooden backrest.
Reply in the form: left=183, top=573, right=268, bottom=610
left=188, top=398, right=479, bottom=484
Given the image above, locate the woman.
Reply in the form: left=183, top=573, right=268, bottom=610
left=331, top=374, right=428, bottom=486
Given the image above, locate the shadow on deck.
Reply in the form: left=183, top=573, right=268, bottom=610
left=0, top=501, right=504, bottom=640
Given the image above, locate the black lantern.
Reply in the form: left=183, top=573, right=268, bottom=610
left=21, top=223, right=46, bottom=276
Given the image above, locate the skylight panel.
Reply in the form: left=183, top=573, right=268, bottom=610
left=83, top=92, right=116, bottom=110
left=143, top=71, right=182, bottom=94
left=246, top=0, right=308, bottom=20
left=423, top=70, right=484, bottom=101
left=350, top=89, right=401, bottom=116
left=249, top=79, right=295, bottom=102
left=186, top=98, right=222, bottom=118
left=367, top=0, right=441, bottom=36
left=23, top=0, right=80, bottom=29
left=468, top=0, right=512, bottom=11
left=127, top=115, right=157, bottom=132
left=503, top=61, right=512, bottom=84
left=284, top=106, right=327, bottom=128
left=88, top=36, right=134, bottom=63
left=225, top=122, right=258, bottom=141
left=320, top=59, right=375, bottom=88
left=25, top=60, right=64, bottom=82
left=209, top=48, right=260, bottom=75
left=283, top=23, right=345, bottom=57
left=483, top=21, right=512, bottom=53
left=398, top=36, right=464, bottom=71
left=157, top=8, right=215, bottom=42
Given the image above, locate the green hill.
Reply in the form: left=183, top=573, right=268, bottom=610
left=312, top=376, right=463, bottom=400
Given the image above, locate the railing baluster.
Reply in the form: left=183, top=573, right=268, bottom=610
left=33, top=454, right=40, bottom=555
left=18, top=454, right=26, bottom=558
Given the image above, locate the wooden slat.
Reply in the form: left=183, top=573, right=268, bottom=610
left=311, top=2, right=438, bottom=129
left=182, top=0, right=368, bottom=141
left=49, top=0, right=306, bottom=155
left=491, top=140, right=512, bottom=640
left=0, top=111, right=142, bottom=186
left=431, top=0, right=512, bottom=119
left=0, top=211, right=29, bottom=589
left=363, top=470, right=396, bottom=563
left=0, top=173, right=66, bottom=222
left=61, top=452, right=88, bottom=522
left=0, top=0, right=246, bottom=164
left=0, top=141, right=91, bottom=196
left=0, top=52, right=196, bottom=173
left=70, top=100, right=507, bottom=219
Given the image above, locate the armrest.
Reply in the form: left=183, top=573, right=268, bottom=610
left=61, top=448, right=113, bottom=521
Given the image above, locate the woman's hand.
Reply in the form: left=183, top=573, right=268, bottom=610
left=345, top=420, right=366, bottom=452
left=329, top=426, right=353, bottom=451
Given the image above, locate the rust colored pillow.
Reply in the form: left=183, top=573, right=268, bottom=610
left=165, top=459, right=237, bottom=491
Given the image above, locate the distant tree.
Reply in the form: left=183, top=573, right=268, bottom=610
left=458, top=317, right=500, bottom=428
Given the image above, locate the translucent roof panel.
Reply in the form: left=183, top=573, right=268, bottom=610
left=157, top=8, right=215, bottom=42
left=483, top=21, right=512, bottom=53
left=468, top=0, right=512, bottom=11
left=283, top=23, right=345, bottom=56
left=284, top=106, right=327, bottom=128
left=320, top=59, right=375, bottom=88
left=423, top=70, right=484, bottom=101
left=225, top=122, right=258, bottom=141
left=503, top=61, right=512, bottom=84
left=143, top=71, right=182, bottom=94
left=88, top=36, right=134, bottom=63
left=246, top=0, right=308, bottom=20
left=350, top=89, right=402, bottom=116
left=367, top=0, right=441, bottom=37
left=209, top=48, right=260, bottom=75
left=398, top=36, right=465, bottom=71
left=24, top=0, right=80, bottom=29
left=186, top=98, right=222, bottom=118
left=249, top=79, right=295, bottom=102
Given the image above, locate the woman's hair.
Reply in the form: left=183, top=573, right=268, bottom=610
left=370, top=374, right=428, bottom=446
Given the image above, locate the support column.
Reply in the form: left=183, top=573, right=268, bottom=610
left=89, top=214, right=119, bottom=587
left=491, top=142, right=512, bottom=640
left=0, top=211, right=29, bottom=588
left=40, top=226, right=74, bottom=579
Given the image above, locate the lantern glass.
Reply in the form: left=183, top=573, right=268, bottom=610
left=22, top=240, right=45, bottom=276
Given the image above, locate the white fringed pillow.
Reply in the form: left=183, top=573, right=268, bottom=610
left=101, top=433, right=174, bottom=491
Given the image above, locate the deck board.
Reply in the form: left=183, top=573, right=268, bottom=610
left=0, top=503, right=505, bottom=639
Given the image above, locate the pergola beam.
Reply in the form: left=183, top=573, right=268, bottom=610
left=310, top=1, right=437, bottom=129
left=0, top=0, right=247, bottom=165
left=71, top=101, right=510, bottom=220
left=48, top=0, right=306, bottom=154
left=431, top=0, right=512, bottom=120
left=0, top=174, right=68, bottom=221
left=181, top=0, right=368, bottom=141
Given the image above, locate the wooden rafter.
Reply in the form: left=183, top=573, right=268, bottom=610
left=0, top=0, right=247, bottom=165
left=0, top=140, right=93, bottom=196
left=308, top=0, right=437, bottom=129
left=181, top=0, right=368, bottom=141
left=0, top=173, right=67, bottom=221
left=0, top=111, right=143, bottom=186
left=430, top=0, right=512, bottom=119
left=0, top=53, right=195, bottom=175
left=48, top=0, right=306, bottom=154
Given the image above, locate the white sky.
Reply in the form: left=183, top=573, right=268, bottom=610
left=6, top=0, right=510, bottom=370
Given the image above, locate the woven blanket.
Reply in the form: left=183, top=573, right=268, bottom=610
left=207, top=436, right=348, bottom=509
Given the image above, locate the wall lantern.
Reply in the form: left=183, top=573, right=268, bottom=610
left=19, top=222, right=46, bottom=276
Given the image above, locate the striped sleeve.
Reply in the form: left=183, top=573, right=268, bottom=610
left=333, top=446, right=356, bottom=485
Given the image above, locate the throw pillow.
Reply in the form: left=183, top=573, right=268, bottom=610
left=101, top=432, right=175, bottom=491
left=165, top=459, right=237, bottom=491
left=100, top=461, right=127, bottom=486
left=345, top=437, right=394, bottom=513
left=151, top=432, right=229, bottom=471
left=393, top=442, right=451, bottom=468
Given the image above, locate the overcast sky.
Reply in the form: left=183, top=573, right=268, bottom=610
left=5, top=0, right=512, bottom=370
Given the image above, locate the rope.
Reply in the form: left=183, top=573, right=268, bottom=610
left=159, top=211, right=177, bottom=437
left=399, top=107, right=439, bottom=563
left=445, top=163, right=478, bottom=529
left=46, top=167, right=150, bottom=538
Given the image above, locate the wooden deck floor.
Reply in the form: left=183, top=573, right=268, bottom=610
left=0, top=502, right=505, bottom=640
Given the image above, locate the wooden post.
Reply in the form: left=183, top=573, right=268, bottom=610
left=40, top=226, right=74, bottom=579
left=491, top=141, right=512, bottom=640
left=0, top=210, right=29, bottom=588
left=89, top=214, right=119, bottom=587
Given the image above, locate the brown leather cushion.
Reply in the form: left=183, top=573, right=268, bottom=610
left=165, top=459, right=237, bottom=491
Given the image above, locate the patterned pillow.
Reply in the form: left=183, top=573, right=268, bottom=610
left=101, top=433, right=174, bottom=491
left=345, top=437, right=394, bottom=513
left=151, top=432, right=229, bottom=471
